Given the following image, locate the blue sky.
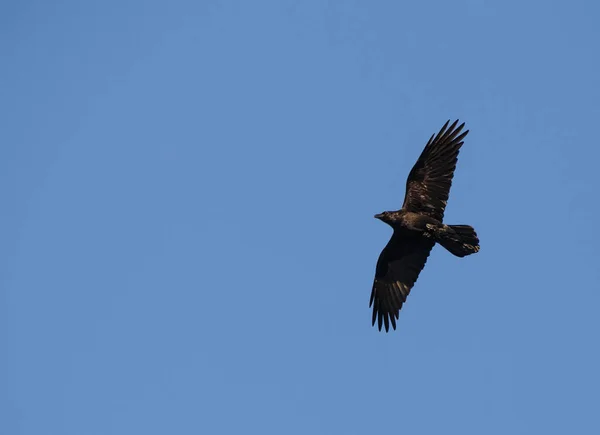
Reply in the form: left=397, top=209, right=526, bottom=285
left=2, top=1, right=599, bottom=434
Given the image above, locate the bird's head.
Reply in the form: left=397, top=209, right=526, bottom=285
left=374, top=211, right=396, bottom=224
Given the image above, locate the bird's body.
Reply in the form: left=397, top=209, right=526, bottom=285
left=370, top=120, right=480, bottom=332
left=378, top=210, right=438, bottom=232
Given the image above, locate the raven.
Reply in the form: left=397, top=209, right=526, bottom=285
left=370, top=120, right=479, bottom=332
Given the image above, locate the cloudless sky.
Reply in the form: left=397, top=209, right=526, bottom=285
left=2, top=1, right=600, bottom=434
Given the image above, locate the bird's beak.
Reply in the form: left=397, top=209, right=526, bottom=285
left=374, top=213, right=384, bottom=220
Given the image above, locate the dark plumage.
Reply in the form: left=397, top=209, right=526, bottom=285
left=370, top=120, right=480, bottom=332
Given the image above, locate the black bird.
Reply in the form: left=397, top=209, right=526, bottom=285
left=370, top=120, right=480, bottom=332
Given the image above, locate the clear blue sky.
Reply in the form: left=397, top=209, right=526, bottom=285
left=2, top=1, right=599, bottom=434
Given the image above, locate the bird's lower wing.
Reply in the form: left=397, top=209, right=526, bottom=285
left=370, top=234, right=435, bottom=332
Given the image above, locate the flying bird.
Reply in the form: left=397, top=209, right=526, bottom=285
left=370, top=120, right=480, bottom=332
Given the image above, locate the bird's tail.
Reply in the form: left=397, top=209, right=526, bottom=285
left=434, top=224, right=480, bottom=257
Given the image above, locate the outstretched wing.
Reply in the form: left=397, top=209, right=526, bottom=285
left=369, top=233, right=435, bottom=332
left=402, top=120, right=469, bottom=222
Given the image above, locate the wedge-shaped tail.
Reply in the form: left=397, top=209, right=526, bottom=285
left=437, top=224, right=480, bottom=257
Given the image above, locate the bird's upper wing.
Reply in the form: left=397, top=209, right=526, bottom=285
left=402, top=120, right=469, bottom=221
left=369, top=233, right=435, bottom=332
